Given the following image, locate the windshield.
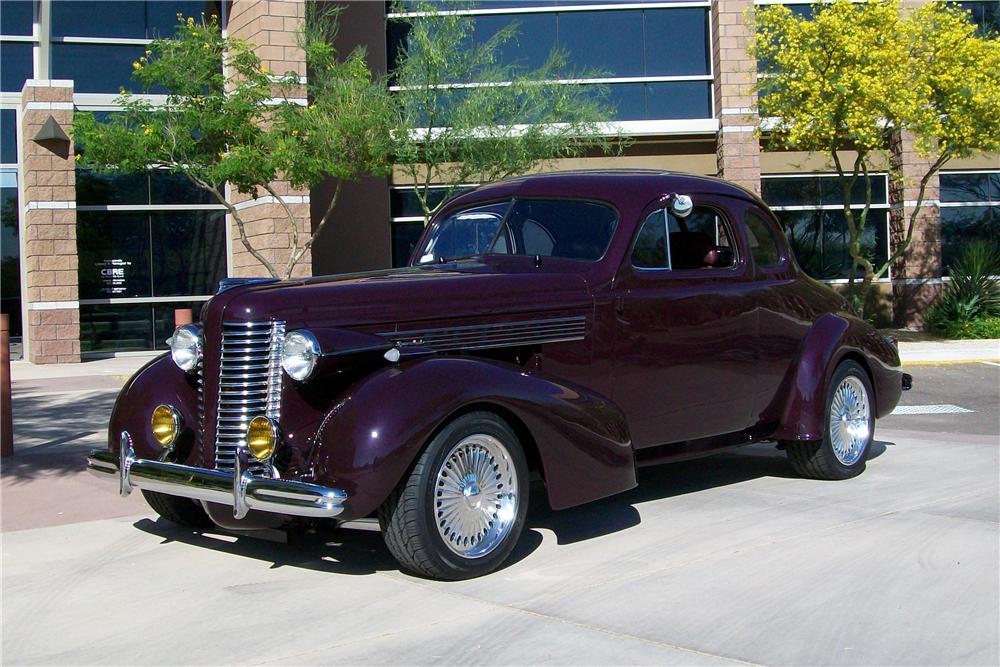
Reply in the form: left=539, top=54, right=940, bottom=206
left=416, top=198, right=618, bottom=264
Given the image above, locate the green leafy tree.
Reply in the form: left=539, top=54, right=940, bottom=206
left=389, top=1, right=622, bottom=224
left=73, top=10, right=395, bottom=279
left=752, top=0, right=1000, bottom=317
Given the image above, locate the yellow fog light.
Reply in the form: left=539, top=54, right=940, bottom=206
left=151, top=404, right=182, bottom=447
left=246, top=416, right=278, bottom=460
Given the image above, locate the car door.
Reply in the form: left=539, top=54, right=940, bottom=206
left=611, top=194, right=758, bottom=449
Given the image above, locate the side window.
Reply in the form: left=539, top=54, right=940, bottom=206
left=418, top=201, right=510, bottom=264
left=632, top=206, right=737, bottom=270
left=744, top=210, right=784, bottom=269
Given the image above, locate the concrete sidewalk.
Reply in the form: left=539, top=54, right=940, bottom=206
left=898, top=338, right=1000, bottom=364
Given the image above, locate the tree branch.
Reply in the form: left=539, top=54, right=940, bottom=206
left=287, top=179, right=342, bottom=272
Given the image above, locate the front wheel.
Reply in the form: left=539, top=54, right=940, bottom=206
left=785, top=359, right=875, bottom=480
left=378, top=411, right=529, bottom=580
left=141, top=489, right=214, bottom=529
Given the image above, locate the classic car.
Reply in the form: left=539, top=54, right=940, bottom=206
left=88, top=170, right=911, bottom=580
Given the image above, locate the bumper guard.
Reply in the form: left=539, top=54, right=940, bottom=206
left=87, top=432, right=346, bottom=519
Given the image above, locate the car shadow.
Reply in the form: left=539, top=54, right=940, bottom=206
left=131, top=440, right=893, bottom=577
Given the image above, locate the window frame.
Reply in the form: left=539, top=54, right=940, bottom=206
left=627, top=201, right=744, bottom=277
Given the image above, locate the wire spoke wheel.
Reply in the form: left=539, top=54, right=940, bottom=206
left=829, top=375, right=871, bottom=466
left=434, top=434, right=519, bottom=559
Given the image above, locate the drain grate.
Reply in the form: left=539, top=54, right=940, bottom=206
left=891, top=404, right=974, bottom=415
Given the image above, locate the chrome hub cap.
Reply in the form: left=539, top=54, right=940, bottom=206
left=434, top=434, right=518, bottom=559
left=830, top=376, right=871, bottom=466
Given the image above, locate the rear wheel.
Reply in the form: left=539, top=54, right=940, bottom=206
left=785, top=359, right=874, bottom=480
left=378, top=411, right=529, bottom=580
left=141, top=489, right=214, bottom=529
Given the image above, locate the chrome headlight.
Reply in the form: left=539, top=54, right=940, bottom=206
left=281, top=330, right=320, bottom=381
left=168, top=324, right=203, bottom=373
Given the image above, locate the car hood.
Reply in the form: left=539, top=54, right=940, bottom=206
left=203, top=259, right=594, bottom=333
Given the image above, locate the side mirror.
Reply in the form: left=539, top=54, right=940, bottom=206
left=703, top=246, right=733, bottom=268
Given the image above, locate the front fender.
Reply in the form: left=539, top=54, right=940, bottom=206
left=312, top=357, right=635, bottom=520
left=108, top=353, right=201, bottom=463
left=770, top=313, right=902, bottom=441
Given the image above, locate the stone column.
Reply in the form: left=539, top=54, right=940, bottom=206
left=712, top=0, right=761, bottom=195
left=19, top=80, right=80, bottom=364
left=889, top=129, right=941, bottom=328
left=226, top=0, right=312, bottom=279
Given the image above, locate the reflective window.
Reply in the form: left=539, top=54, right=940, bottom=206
left=77, top=212, right=153, bottom=299
left=474, top=12, right=557, bottom=72
left=646, top=81, right=712, bottom=120
left=952, top=1, right=1000, bottom=36
left=494, top=198, right=618, bottom=261
left=632, top=210, right=668, bottom=269
left=643, top=8, right=710, bottom=76
left=939, top=171, right=1000, bottom=274
left=632, top=206, right=736, bottom=270
left=80, top=300, right=206, bottom=353
left=52, top=0, right=220, bottom=39
left=1, top=41, right=32, bottom=92
left=1, top=108, right=16, bottom=163
left=52, top=43, right=157, bottom=93
left=1, top=171, right=20, bottom=338
left=77, top=171, right=149, bottom=206
left=0, top=0, right=33, bottom=35
left=558, top=10, right=644, bottom=77
left=150, top=171, right=216, bottom=205
left=763, top=174, right=887, bottom=207
left=745, top=210, right=783, bottom=269
left=418, top=200, right=511, bottom=263
left=390, top=187, right=469, bottom=219
left=392, top=221, right=424, bottom=268
left=149, top=211, right=226, bottom=296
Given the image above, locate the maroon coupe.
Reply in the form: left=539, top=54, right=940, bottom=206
left=88, top=170, right=910, bottom=579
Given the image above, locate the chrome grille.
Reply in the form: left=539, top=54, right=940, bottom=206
left=214, top=320, right=285, bottom=476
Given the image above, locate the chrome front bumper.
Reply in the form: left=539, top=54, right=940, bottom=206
left=87, top=432, right=347, bottom=519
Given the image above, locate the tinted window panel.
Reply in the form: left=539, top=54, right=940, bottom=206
left=147, top=1, right=221, bottom=39
left=558, top=10, right=643, bottom=77
left=763, top=177, right=821, bottom=207
left=391, top=187, right=469, bottom=219
left=474, top=13, right=557, bottom=72
left=500, top=198, right=617, bottom=261
left=643, top=8, right=709, bottom=76
left=76, top=170, right=150, bottom=206
left=646, top=81, right=712, bottom=120
left=80, top=303, right=153, bottom=353
left=0, top=109, right=16, bottom=163
left=150, top=171, right=216, bottom=205
left=775, top=209, right=888, bottom=279
left=940, top=172, right=991, bottom=202
left=1, top=0, right=34, bottom=35
left=1, top=41, right=32, bottom=92
left=77, top=212, right=152, bottom=299
left=819, top=174, right=887, bottom=206
left=745, top=210, right=783, bottom=268
left=776, top=210, right=823, bottom=277
left=418, top=201, right=510, bottom=263
left=392, top=221, right=424, bottom=267
left=990, top=172, right=1000, bottom=201
left=52, top=43, right=155, bottom=93
left=1, top=181, right=20, bottom=337
left=152, top=301, right=205, bottom=349
left=632, top=210, right=668, bottom=269
left=941, top=206, right=996, bottom=275
left=52, top=0, right=146, bottom=38
left=603, top=83, right=645, bottom=121
left=150, top=211, right=226, bottom=296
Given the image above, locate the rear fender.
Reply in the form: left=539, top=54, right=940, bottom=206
left=312, top=357, right=635, bottom=520
left=770, top=313, right=902, bottom=441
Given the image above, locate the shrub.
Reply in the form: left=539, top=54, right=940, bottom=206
left=946, top=317, right=1000, bottom=340
left=926, top=241, right=1000, bottom=334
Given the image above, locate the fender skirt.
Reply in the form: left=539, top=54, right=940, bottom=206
left=312, top=357, right=636, bottom=520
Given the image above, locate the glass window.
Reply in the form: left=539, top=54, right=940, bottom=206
left=643, top=8, right=710, bottom=77
left=80, top=303, right=153, bottom=353
left=1, top=0, right=34, bottom=35
left=52, top=43, right=156, bottom=93
left=646, top=81, right=712, bottom=120
left=941, top=206, right=997, bottom=274
left=953, top=1, right=1000, bottom=36
left=745, top=210, right=783, bottom=269
left=77, top=212, right=152, bottom=299
left=147, top=1, right=221, bottom=38
left=493, top=198, right=618, bottom=261
left=774, top=209, right=888, bottom=280
left=390, top=187, right=469, bottom=219
left=392, top=221, right=424, bottom=268
left=940, top=172, right=991, bottom=202
left=77, top=171, right=150, bottom=206
left=52, top=1, right=219, bottom=39
left=149, top=211, right=226, bottom=296
left=632, top=210, right=668, bottom=269
left=1, top=41, right=32, bottom=92
left=1, top=108, right=16, bottom=164
left=150, top=171, right=216, bottom=205
left=762, top=175, right=887, bottom=207
left=557, top=10, right=644, bottom=77
left=474, top=13, right=557, bottom=72
left=418, top=201, right=510, bottom=263
left=1, top=173, right=20, bottom=338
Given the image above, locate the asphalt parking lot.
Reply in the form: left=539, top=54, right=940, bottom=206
left=2, top=361, right=998, bottom=666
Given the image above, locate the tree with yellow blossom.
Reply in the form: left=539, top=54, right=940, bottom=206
left=752, top=0, right=1000, bottom=318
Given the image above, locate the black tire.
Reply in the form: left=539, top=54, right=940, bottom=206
left=785, top=359, right=875, bottom=480
left=378, top=411, right=529, bottom=580
left=141, top=489, right=214, bottom=529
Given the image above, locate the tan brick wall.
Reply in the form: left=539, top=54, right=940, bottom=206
left=888, top=129, right=941, bottom=328
left=227, top=1, right=311, bottom=279
left=20, top=81, right=80, bottom=364
left=712, top=0, right=761, bottom=195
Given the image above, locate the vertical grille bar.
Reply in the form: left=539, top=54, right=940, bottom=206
left=212, top=320, right=285, bottom=477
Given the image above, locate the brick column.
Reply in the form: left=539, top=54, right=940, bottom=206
left=889, top=129, right=941, bottom=328
left=712, top=0, right=761, bottom=195
left=20, top=80, right=80, bottom=364
left=226, top=0, right=312, bottom=279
